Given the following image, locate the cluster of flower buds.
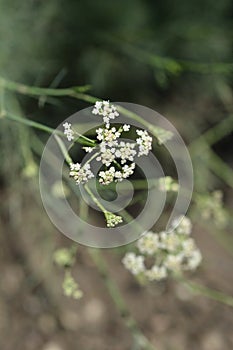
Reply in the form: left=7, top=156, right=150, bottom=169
left=104, top=211, right=123, bottom=228
left=122, top=216, right=202, bottom=282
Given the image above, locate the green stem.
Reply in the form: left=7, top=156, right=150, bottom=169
left=54, top=135, right=72, bottom=164
left=89, top=248, right=156, bottom=350
left=111, top=40, right=233, bottom=75
left=1, top=76, right=172, bottom=143
left=4, top=112, right=95, bottom=146
left=189, top=114, right=233, bottom=150
left=179, top=278, right=233, bottom=307
left=0, top=76, right=90, bottom=98
left=206, top=148, right=233, bottom=188
left=84, top=183, right=108, bottom=215
left=77, top=198, right=156, bottom=349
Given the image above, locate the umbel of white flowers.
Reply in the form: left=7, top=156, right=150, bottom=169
left=122, top=216, right=202, bottom=282
left=63, top=100, right=153, bottom=186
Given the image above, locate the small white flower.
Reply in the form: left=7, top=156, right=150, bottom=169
left=122, top=252, right=145, bottom=275
left=122, top=163, right=135, bottom=179
left=145, top=265, right=167, bottom=281
left=123, top=124, right=130, bottom=132
left=83, top=147, right=94, bottom=153
left=63, top=122, right=74, bottom=141
left=114, top=171, right=123, bottom=181
left=159, top=231, right=181, bottom=252
left=171, top=216, right=192, bottom=235
left=99, top=167, right=115, bottom=185
left=96, top=127, right=121, bottom=147
left=116, top=142, right=137, bottom=164
left=69, top=162, right=94, bottom=184
left=185, top=249, right=202, bottom=270
left=164, top=254, right=183, bottom=272
left=95, top=101, right=103, bottom=109
left=97, top=148, right=116, bottom=167
left=136, top=129, right=152, bottom=156
left=96, top=128, right=104, bottom=141
left=137, top=231, right=160, bottom=255
left=181, top=238, right=196, bottom=256
left=92, top=101, right=119, bottom=126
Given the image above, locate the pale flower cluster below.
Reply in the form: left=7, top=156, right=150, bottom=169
left=122, top=216, right=202, bottom=282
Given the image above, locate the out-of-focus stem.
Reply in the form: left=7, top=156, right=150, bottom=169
left=88, top=248, right=156, bottom=350
left=0, top=76, right=172, bottom=143
left=179, top=278, right=233, bottom=307
left=4, top=112, right=95, bottom=146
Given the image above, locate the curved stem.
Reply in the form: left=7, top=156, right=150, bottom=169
left=0, top=76, right=90, bottom=97
left=0, top=76, right=172, bottom=143
left=3, top=112, right=95, bottom=146
left=179, top=278, right=233, bottom=307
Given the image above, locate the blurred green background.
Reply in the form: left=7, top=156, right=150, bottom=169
left=0, top=1, right=233, bottom=349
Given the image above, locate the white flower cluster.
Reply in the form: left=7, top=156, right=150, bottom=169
left=136, top=129, right=153, bottom=156
left=69, top=162, right=94, bottom=185
left=116, top=142, right=137, bottom=164
left=170, top=215, right=192, bottom=235
left=63, top=101, right=153, bottom=188
left=92, top=100, right=119, bottom=128
left=94, top=126, right=138, bottom=182
left=99, top=163, right=135, bottom=185
left=92, top=101, right=152, bottom=184
left=122, top=216, right=202, bottom=282
left=63, top=101, right=154, bottom=228
left=63, top=122, right=74, bottom=141
left=122, top=252, right=145, bottom=275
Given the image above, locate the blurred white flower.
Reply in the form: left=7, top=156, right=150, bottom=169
left=145, top=265, right=167, bottom=281
left=122, top=216, right=202, bottom=282
left=184, top=249, right=202, bottom=271
left=181, top=238, right=196, bottom=256
left=159, top=231, right=181, bottom=252
left=171, top=215, right=192, bottom=235
left=164, top=254, right=183, bottom=272
left=137, top=231, right=160, bottom=255
left=122, top=252, right=145, bottom=275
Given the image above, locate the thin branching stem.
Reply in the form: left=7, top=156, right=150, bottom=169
left=89, top=248, right=156, bottom=350
left=178, top=278, right=233, bottom=307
